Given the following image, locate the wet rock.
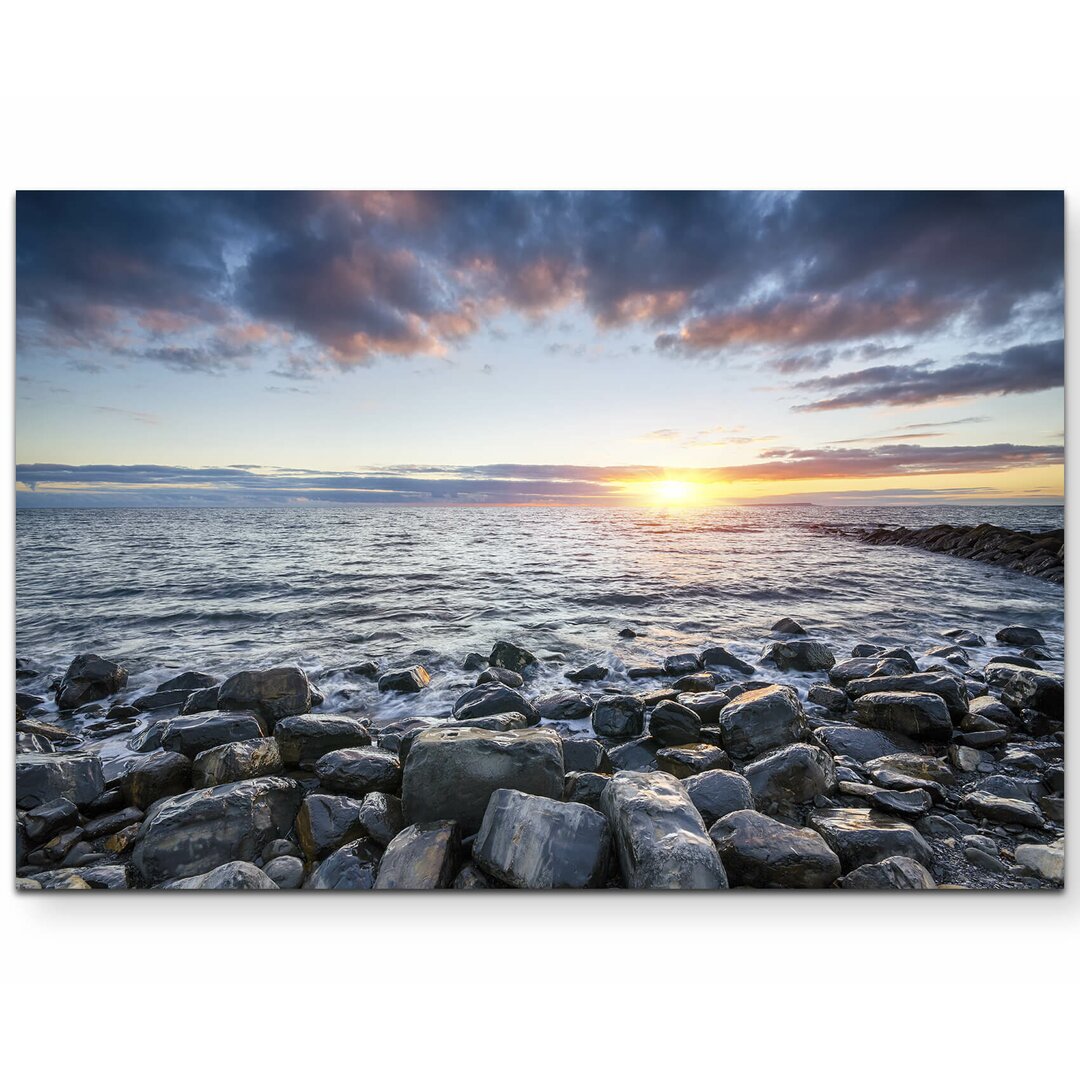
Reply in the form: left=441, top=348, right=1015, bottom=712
left=828, top=657, right=908, bottom=686
left=963, top=790, right=1045, bottom=829
left=378, top=666, right=431, bottom=694
left=56, top=654, right=128, bottom=711
left=131, top=688, right=193, bottom=712
left=81, top=806, right=144, bottom=841
left=489, top=641, right=538, bottom=673
left=761, top=640, right=835, bottom=673
left=676, top=691, right=731, bottom=725
left=846, top=672, right=968, bottom=720
left=157, top=671, right=218, bottom=695
left=744, top=743, right=837, bottom=816
left=151, top=711, right=266, bottom=758
left=263, top=838, right=299, bottom=860
left=534, top=689, right=593, bottom=721
left=711, top=809, right=841, bottom=888
left=296, top=793, right=367, bottom=860
left=180, top=685, right=220, bottom=715
left=949, top=745, right=985, bottom=772
left=718, top=684, right=805, bottom=760
left=121, top=750, right=193, bottom=810
left=808, top=807, right=934, bottom=870
left=77, top=864, right=132, bottom=889
left=477, top=666, right=525, bottom=689
left=987, top=653, right=1041, bottom=670
left=682, top=769, right=754, bottom=826
left=606, top=737, right=659, bottom=772
left=566, top=663, right=608, bottom=683
left=656, top=743, right=731, bottom=779
left=106, top=704, right=140, bottom=721
left=102, top=823, right=140, bottom=855
left=663, top=653, right=702, bottom=675
left=627, top=665, right=666, bottom=679
left=1023, top=645, right=1053, bottom=661
left=863, top=753, right=953, bottom=792
left=314, top=747, right=401, bottom=797
left=1001, top=669, right=1064, bottom=722
left=601, top=771, right=727, bottom=889
left=401, top=727, right=564, bottom=833
left=453, top=682, right=540, bottom=726
left=564, top=771, right=611, bottom=809
left=671, top=672, right=717, bottom=693
left=463, top=652, right=487, bottom=671
left=473, top=790, right=611, bottom=889
left=592, top=694, right=645, bottom=738
left=16, top=692, right=46, bottom=712
left=814, top=724, right=920, bottom=763
left=618, top=627, right=638, bottom=639
left=216, top=666, right=315, bottom=729
left=965, top=847, right=1008, bottom=874
left=192, top=737, right=282, bottom=787
left=264, top=855, right=305, bottom=888
left=839, top=856, right=936, bottom=889
left=807, top=684, right=847, bottom=711
left=374, top=821, right=461, bottom=889
left=984, top=661, right=1038, bottom=689
left=16, top=878, right=43, bottom=890
left=995, top=626, right=1045, bottom=647
left=16, top=752, right=105, bottom=810
left=924, top=644, right=969, bottom=666
left=967, top=695, right=1018, bottom=727
left=853, top=691, right=953, bottom=742
left=771, top=618, right=806, bottom=635
left=305, top=838, right=381, bottom=889
left=561, top=738, right=610, bottom=774
left=648, top=700, right=702, bottom=747
left=1014, top=838, right=1064, bottom=884
left=699, top=646, right=754, bottom=675
left=274, top=714, right=371, bottom=767
left=943, top=628, right=985, bottom=646
left=24, top=798, right=80, bottom=843
left=164, top=861, right=279, bottom=889
left=27, top=870, right=91, bottom=889
left=132, top=776, right=303, bottom=883
left=356, top=792, right=405, bottom=847
left=865, top=786, right=933, bottom=816
left=453, top=863, right=495, bottom=888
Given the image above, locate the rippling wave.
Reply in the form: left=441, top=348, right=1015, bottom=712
left=15, top=504, right=1064, bottom=731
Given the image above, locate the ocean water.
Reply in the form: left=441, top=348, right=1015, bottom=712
left=15, top=504, right=1065, bottom=742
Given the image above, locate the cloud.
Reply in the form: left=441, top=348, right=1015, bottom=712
left=15, top=444, right=1063, bottom=505
left=16, top=191, right=1063, bottom=374
left=94, top=405, right=160, bottom=424
left=794, top=339, right=1063, bottom=411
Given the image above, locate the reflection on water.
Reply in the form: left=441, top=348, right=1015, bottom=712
left=15, top=504, right=1064, bottom=732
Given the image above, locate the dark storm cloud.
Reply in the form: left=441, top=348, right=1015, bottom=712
left=794, top=338, right=1063, bottom=411
left=16, top=191, right=1063, bottom=372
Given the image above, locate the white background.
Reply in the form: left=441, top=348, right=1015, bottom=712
left=2, top=3, right=1077, bottom=1076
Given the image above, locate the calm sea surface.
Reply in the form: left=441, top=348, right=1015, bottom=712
left=15, top=505, right=1065, bottom=736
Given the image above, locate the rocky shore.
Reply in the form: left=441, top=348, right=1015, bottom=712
left=15, top=621, right=1064, bottom=890
left=811, top=522, right=1065, bottom=583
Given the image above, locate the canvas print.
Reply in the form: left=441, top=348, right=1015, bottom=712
left=14, top=191, right=1064, bottom=891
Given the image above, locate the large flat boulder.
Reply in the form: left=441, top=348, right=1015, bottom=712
left=814, top=723, right=920, bottom=763
left=473, top=789, right=611, bottom=888
left=601, top=771, right=727, bottom=889
left=401, top=727, right=564, bottom=833
left=853, top=691, right=953, bottom=742
left=132, top=776, right=303, bottom=883
left=846, top=672, right=968, bottom=721
left=452, top=683, right=539, bottom=726
left=314, top=747, right=402, bottom=797
left=155, top=711, right=267, bottom=758
left=808, top=807, right=934, bottom=871
left=718, top=684, right=805, bottom=760
left=216, top=666, right=315, bottom=728
left=16, top=752, right=105, bottom=810
left=710, top=809, right=841, bottom=888
left=274, top=714, right=371, bottom=766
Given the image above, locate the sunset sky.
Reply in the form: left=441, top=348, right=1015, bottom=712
left=15, top=190, right=1064, bottom=506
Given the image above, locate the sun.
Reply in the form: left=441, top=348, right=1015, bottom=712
left=650, top=479, right=700, bottom=504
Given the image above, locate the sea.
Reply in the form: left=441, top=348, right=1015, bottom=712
left=15, top=504, right=1065, bottom=743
